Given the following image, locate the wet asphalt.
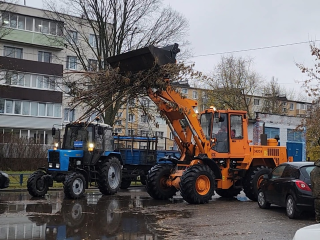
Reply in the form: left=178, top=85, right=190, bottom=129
left=0, top=187, right=316, bottom=240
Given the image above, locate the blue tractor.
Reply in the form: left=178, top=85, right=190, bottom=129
left=27, top=121, right=123, bottom=199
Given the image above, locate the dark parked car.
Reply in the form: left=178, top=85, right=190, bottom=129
left=257, top=161, right=315, bottom=219
left=0, top=171, right=10, bottom=189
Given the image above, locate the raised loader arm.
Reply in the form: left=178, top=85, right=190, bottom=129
left=107, top=44, right=209, bottom=159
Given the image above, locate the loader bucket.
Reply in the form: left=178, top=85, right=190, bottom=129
left=106, top=43, right=180, bottom=74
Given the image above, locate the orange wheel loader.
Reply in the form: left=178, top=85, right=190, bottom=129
left=107, top=44, right=293, bottom=204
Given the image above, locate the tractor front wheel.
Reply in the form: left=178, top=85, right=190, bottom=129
left=64, top=173, right=86, bottom=199
left=180, top=164, right=215, bottom=204
left=243, top=165, right=272, bottom=201
left=27, top=170, right=49, bottom=197
left=146, top=164, right=177, bottom=200
left=98, top=156, right=122, bottom=195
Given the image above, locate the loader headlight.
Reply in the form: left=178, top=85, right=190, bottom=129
left=49, top=163, right=53, bottom=168
left=88, top=143, right=94, bottom=152
left=53, top=142, right=59, bottom=150
left=56, top=163, right=60, bottom=168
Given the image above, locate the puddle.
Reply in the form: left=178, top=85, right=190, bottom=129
left=0, top=191, right=190, bottom=239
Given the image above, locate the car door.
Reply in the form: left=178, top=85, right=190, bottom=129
left=273, top=165, right=298, bottom=207
left=265, top=165, right=286, bottom=204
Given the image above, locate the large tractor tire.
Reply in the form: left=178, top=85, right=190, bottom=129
left=180, top=164, right=215, bottom=204
left=120, top=178, right=131, bottom=189
left=98, top=156, right=122, bottom=195
left=243, top=165, right=272, bottom=201
left=64, top=173, right=86, bottom=199
left=146, top=164, right=177, bottom=200
left=27, top=170, right=49, bottom=197
left=216, top=186, right=241, bottom=198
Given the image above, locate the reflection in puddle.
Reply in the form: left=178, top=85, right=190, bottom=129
left=0, top=191, right=188, bottom=239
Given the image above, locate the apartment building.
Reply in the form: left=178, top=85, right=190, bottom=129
left=0, top=4, right=64, bottom=145
left=0, top=3, right=101, bottom=146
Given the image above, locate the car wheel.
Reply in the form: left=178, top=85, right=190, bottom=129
left=257, top=189, right=271, bottom=209
left=286, top=195, right=300, bottom=219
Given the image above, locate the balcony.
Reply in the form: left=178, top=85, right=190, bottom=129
left=0, top=28, right=64, bottom=50
left=0, top=56, right=63, bottom=76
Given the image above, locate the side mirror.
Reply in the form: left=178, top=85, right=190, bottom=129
left=52, top=127, right=56, bottom=136
left=98, top=126, right=104, bottom=135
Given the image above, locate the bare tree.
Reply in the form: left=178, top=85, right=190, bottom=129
left=44, top=0, right=189, bottom=125
left=204, top=55, right=262, bottom=118
left=296, top=42, right=320, bottom=98
left=260, top=77, right=288, bottom=114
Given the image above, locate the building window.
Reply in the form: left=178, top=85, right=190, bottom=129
left=4, top=46, right=23, bottom=59
left=64, top=108, right=75, bottom=122
left=128, top=129, right=135, bottom=135
left=88, top=59, right=98, bottom=71
left=117, top=112, right=122, bottom=117
left=115, top=128, right=122, bottom=133
left=66, top=56, right=77, bottom=70
left=89, top=34, right=99, bottom=48
left=141, top=130, right=149, bottom=136
left=170, top=132, right=174, bottom=140
left=128, top=114, right=135, bottom=122
left=289, top=103, right=294, bottom=110
left=128, top=99, right=135, bottom=106
left=141, top=115, right=148, bottom=123
left=181, top=88, right=188, bottom=94
left=115, top=120, right=122, bottom=125
left=156, top=131, right=164, bottom=138
left=253, top=99, right=260, bottom=106
left=192, top=90, right=198, bottom=99
left=141, top=98, right=149, bottom=107
left=38, top=51, right=52, bottom=63
left=67, top=30, right=78, bottom=43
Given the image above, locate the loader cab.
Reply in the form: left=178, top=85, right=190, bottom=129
left=200, top=110, right=247, bottom=154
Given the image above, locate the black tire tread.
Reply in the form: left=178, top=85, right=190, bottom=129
left=180, top=164, right=215, bottom=204
left=98, top=157, right=122, bottom=195
left=63, top=172, right=86, bottom=199
left=27, top=170, right=48, bottom=197
left=146, top=164, right=176, bottom=200
left=243, top=165, right=272, bottom=201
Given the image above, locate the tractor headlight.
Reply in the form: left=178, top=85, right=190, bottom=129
left=56, top=163, right=60, bottom=168
left=49, top=163, right=53, bottom=168
left=53, top=142, right=59, bottom=150
left=88, top=143, right=94, bottom=152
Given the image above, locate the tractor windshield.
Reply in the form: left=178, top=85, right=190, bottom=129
left=63, top=126, right=94, bottom=149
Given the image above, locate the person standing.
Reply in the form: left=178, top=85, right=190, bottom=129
left=310, top=159, right=320, bottom=223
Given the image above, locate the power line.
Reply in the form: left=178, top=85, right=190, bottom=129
left=191, top=40, right=320, bottom=58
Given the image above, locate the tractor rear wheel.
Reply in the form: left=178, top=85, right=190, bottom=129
left=64, top=173, right=86, bottom=199
left=216, top=186, right=241, bottom=198
left=243, top=165, right=272, bottom=201
left=146, top=164, right=176, bottom=200
left=98, top=156, right=122, bottom=195
left=180, top=164, right=215, bottom=204
left=27, top=170, right=49, bottom=197
left=120, top=178, right=131, bottom=189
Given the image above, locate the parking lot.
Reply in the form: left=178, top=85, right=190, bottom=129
left=0, top=187, right=316, bottom=240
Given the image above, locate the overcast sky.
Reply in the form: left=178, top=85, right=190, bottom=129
left=24, top=0, right=320, bottom=100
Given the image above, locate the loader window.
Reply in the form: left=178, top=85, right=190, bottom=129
left=200, top=112, right=213, bottom=140
left=230, top=115, right=243, bottom=139
left=211, top=113, right=228, bottom=153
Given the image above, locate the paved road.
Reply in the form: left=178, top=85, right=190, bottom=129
left=0, top=187, right=316, bottom=240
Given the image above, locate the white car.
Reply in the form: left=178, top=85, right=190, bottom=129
left=293, top=223, right=320, bottom=240
left=0, top=171, right=9, bottom=189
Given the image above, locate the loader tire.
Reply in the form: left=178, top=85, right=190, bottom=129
left=180, top=164, right=215, bottom=204
left=27, top=170, right=48, bottom=197
left=243, top=165, right=272, bottom=201
left=216, top=186, right=241, bottom=198
left=64, top=173, right=86, bottom=199
left=146, top=164, right=177, bottom=200
left=98, top=156, right=122, bottom=195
